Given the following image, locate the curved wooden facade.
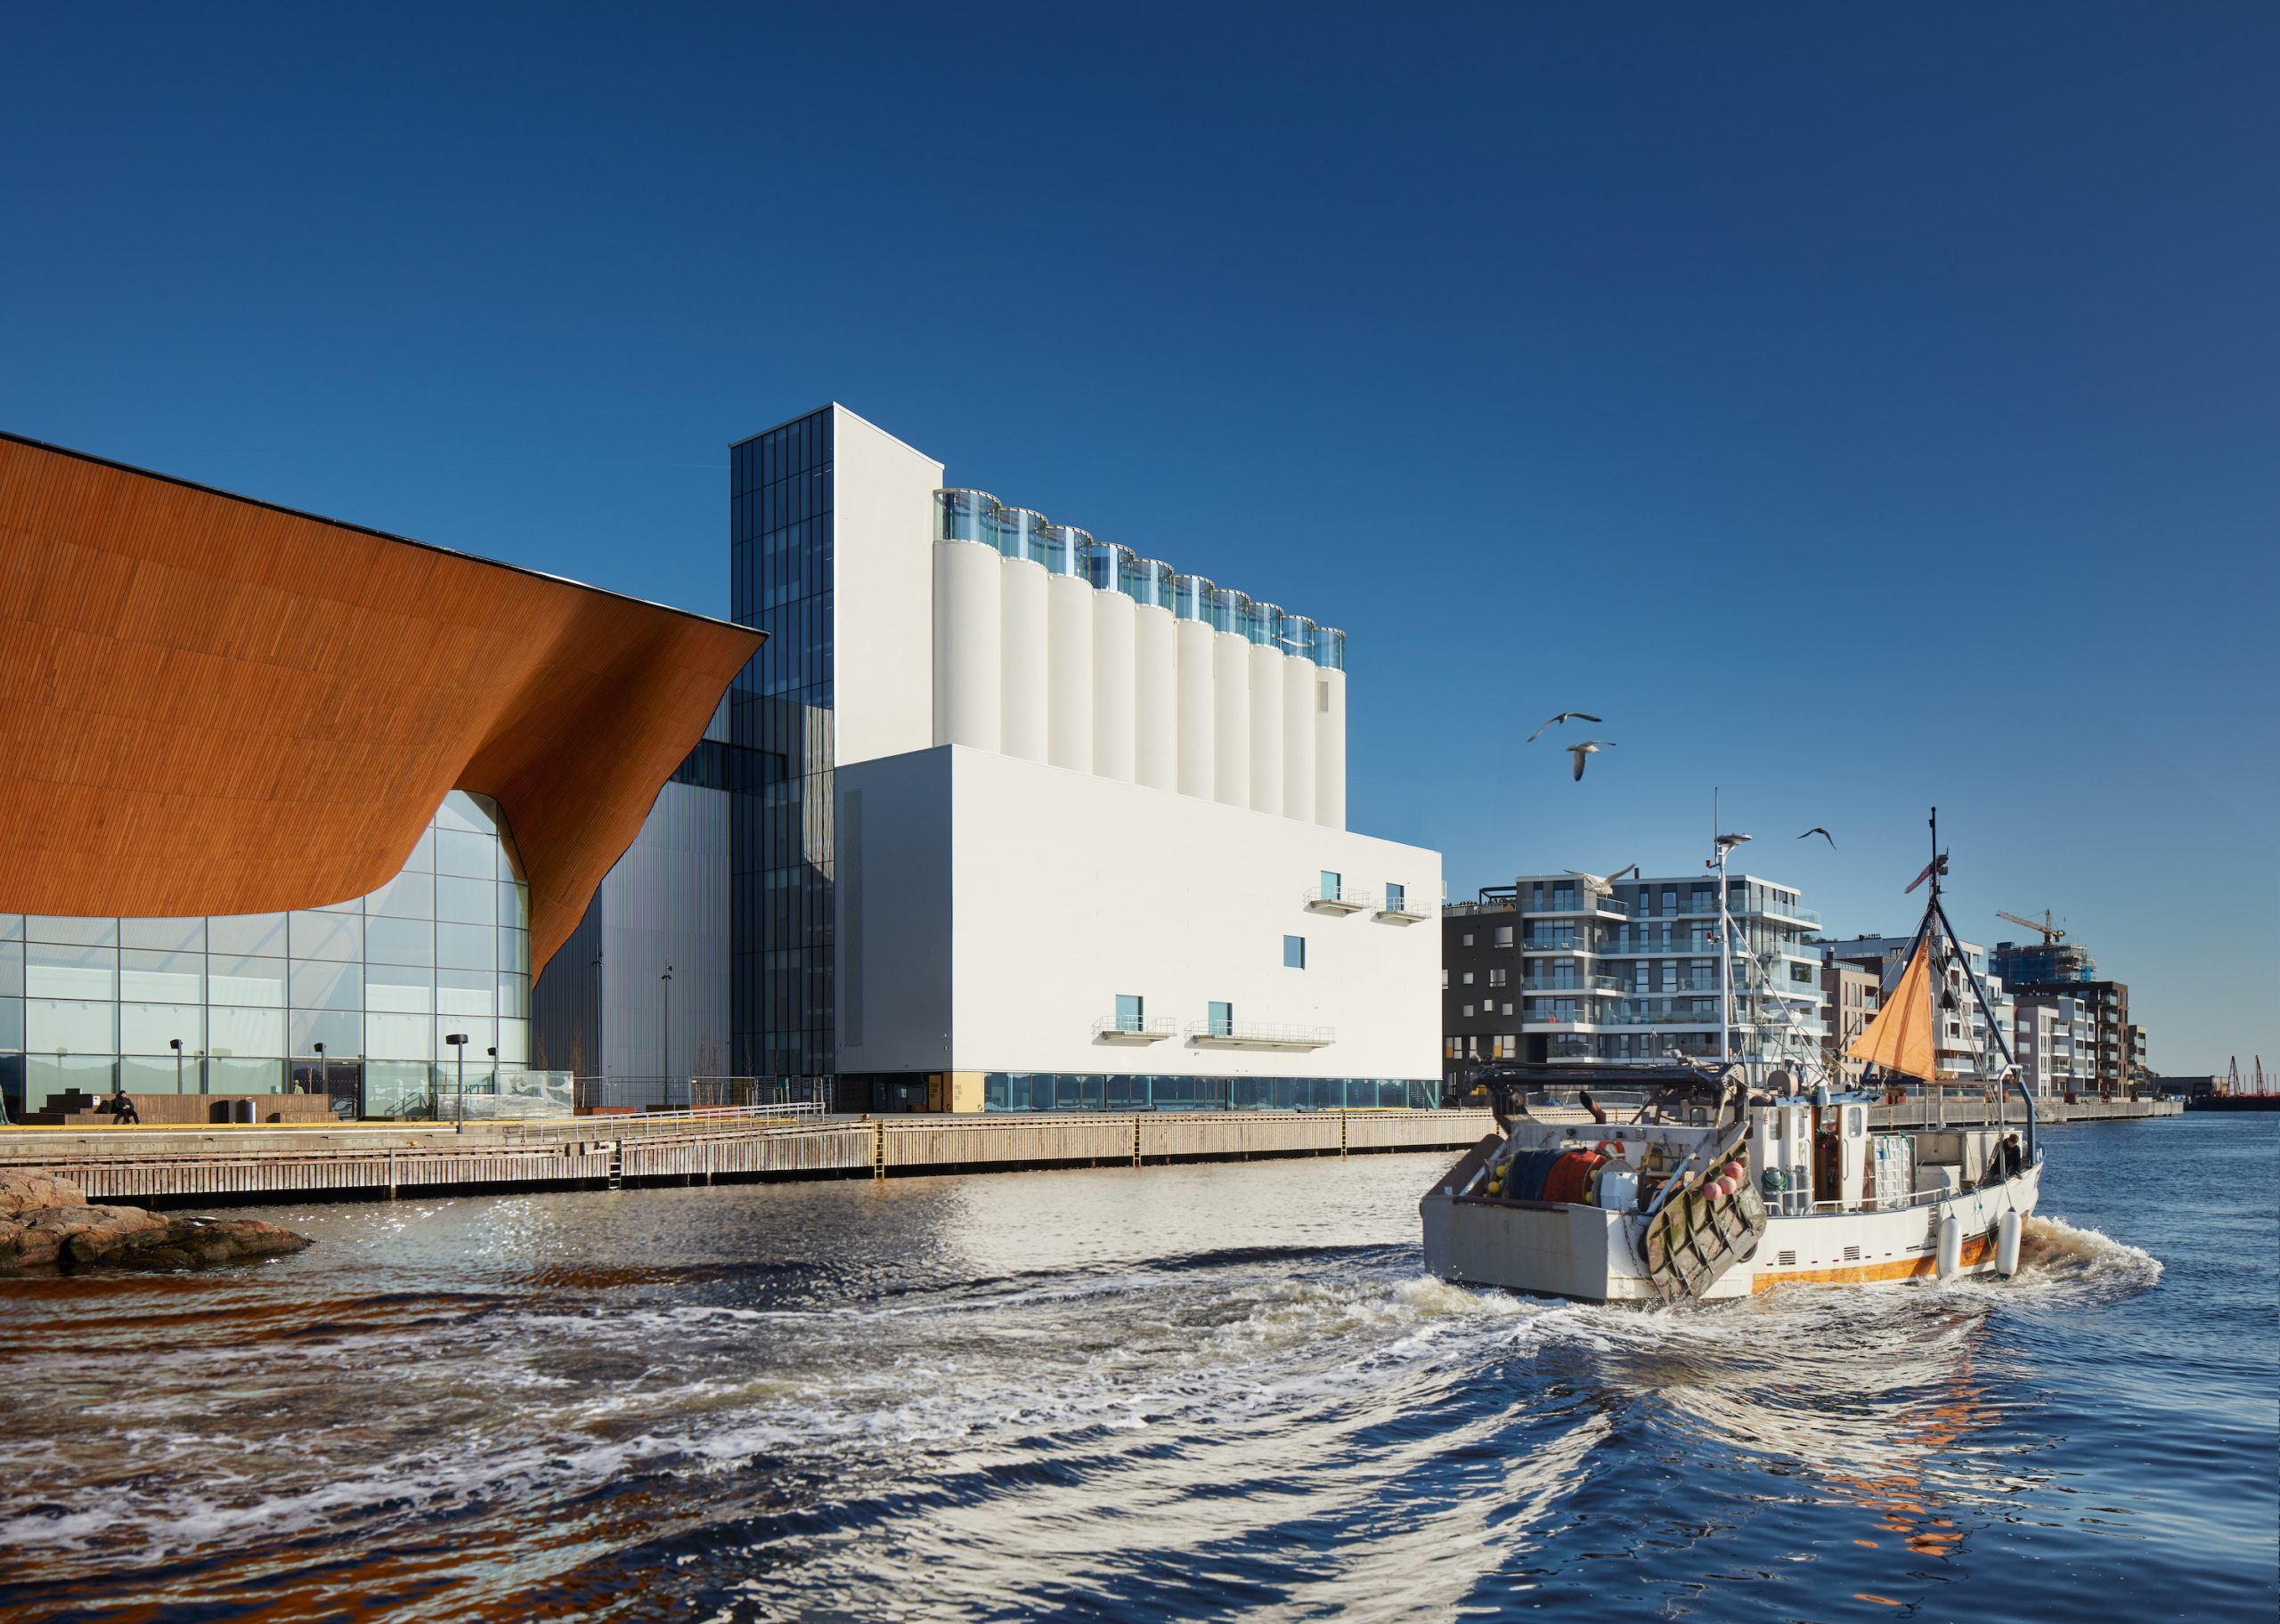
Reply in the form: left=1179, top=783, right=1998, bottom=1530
left=0, top=432, right=761, bottom=975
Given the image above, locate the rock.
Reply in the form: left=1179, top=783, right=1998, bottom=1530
left=0, top=1170, right=89, bottom=1217
left=0, top=1172, right=311, bottom=1274
left=73, top=1217, right=313, bottom=1271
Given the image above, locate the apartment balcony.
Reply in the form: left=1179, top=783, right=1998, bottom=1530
left=1522, top=1019, right=1614, bottom=1035
left=1522, top=895, right=1628, bottom=919
left=1186, top=1020, right=1335, bottom=1051
left=1375, top=894, right=1432, bottom=922
left=1303, top=886, right=1373, bottom=914
left=1731, top=899, right=1822, bottom=927
left=1092, top=1016, right=1177, bottom=1045
left=1597, top=938, right=1718, bottom=958
left=1522, top=974, right=1627, bottom=995
left=1521, top=937, right=1599, bottom=954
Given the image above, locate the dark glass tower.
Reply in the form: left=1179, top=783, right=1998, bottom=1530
left=729, top=409, right=836, bottom=1079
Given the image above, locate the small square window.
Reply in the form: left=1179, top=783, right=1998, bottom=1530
left=1494, top=926, right=1515, bottom=948
left=1283, top=935, right=1306, bottom=970
left=1462, top=1003, right=1474, bottom=1018
left=1462, top=933, right=1475, bottom=948
left=1462, top=970, right=1474, bottom=985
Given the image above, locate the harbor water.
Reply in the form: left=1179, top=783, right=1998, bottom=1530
left=2, top=1115, right=2273, bottom=1621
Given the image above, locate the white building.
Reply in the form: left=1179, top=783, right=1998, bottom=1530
left=2014, top=994, right=2096, bottom=1098
left=816, top=407, right=1441, bottom=1111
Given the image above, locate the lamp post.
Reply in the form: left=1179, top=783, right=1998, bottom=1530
left=170, top=1036, right=183, bottom=1097
left=314, top=1041, right=326, bottom=1102
left=660, top=964, right=672, bottom=1111
left=445, top=1033, right=468, bottom=1134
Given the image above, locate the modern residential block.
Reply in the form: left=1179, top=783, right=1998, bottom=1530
left=1443, top=870, right=1826, bottom=1084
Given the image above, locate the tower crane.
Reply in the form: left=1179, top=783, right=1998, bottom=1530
left=1997, top=909, right=2066, bottom=946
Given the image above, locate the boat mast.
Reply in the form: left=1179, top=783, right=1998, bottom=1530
left=1715, top=788, right=1732, bottom=1071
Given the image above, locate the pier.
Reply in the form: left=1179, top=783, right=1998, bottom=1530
left=0, top=1108, right=1499, bottom=1208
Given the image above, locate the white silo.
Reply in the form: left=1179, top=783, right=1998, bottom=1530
left=1000, top=556, right=1049, bottom=763
left=1282, top=662, right=1316, bottom=825
left=935, top=540, right=1003, bottom=751
left=1247, top=626, right=1284, bottom=818
left=1135, top=603, right=1177, bottom=792
left=1046, top=572, right=1095, bottom=772
left=1313, top=626, right=1348, bottom=831
left=1090, top=572, right=1136, bottom=783
left=1211, top=589, right=1251, bottom=810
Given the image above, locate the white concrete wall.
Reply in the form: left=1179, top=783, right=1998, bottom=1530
left=832, top=750, right=955, bottom=1075
left=831, top=406, right=945, bottom=767
left=832, top=745, right=1439, bottom=1080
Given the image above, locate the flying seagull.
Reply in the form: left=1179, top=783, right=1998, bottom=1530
left=1527, top=711, right=1602, bottom=743
left=1567, top=740, right=1615, bottom=781
left=1796, top=827, right=1836, bottom=849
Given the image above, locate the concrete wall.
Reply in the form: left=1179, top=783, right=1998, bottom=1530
left=836, top=744, right=1439, bottom=1083
left=832, top=406, right=945, bottom=768
left=832, top=748, right=955, bottom=1076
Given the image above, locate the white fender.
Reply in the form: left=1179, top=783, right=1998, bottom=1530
left=1935, top=1214, right=1962, bottom=1280
left=1997, top=1209, right=2022, bottom=1278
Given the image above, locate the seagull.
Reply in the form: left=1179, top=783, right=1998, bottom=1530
left=1567, top=740, right=1615, bottom=781
left=1527, top=711, right=1602, bottom=743
left=1564, top=863, right=1639, bottom=897
left=1796, top=827, right=1836, bottom=849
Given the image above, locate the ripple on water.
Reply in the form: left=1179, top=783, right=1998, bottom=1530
left=0, top=1129, right=2269, bottom=1624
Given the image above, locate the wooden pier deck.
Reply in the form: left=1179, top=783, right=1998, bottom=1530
left=0, top=1109, right=1499, bottom=1209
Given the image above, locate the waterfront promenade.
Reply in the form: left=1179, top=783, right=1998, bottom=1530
left=0, top=1096, right=2178, bottom=1208
left=0, top=1108, right=1495, bottom=1207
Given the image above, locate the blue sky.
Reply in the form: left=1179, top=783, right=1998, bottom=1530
left=3, top=4, right=2272, bottom=1073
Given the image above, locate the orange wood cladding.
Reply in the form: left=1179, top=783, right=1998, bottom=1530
left=0, top=433, right=762, bottom=976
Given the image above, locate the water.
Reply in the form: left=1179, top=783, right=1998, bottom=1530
left=2, top=1116, right=2273, bottom=1622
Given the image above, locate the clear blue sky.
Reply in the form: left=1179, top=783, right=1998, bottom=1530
left=4, top=4, right=2273, bottom=1074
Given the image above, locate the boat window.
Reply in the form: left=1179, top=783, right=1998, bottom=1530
left=1844, top=1106, right=1865, bottom=1136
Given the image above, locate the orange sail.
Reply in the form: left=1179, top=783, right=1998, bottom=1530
left=1849, top=938, right=1938, bottom=1082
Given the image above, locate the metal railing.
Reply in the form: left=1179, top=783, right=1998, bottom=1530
left=1522, top=975, right=1627, bottom=994
left=1185, top=1020, right=1336, bottom=1049
left=1092, top=1016, right=1177, bottom=1041
left=570, top=1076, right=833, bottom=1114
left=1303, top=886, right=1374, bottom=911
left=1522, top=896, right=1628, bottom=916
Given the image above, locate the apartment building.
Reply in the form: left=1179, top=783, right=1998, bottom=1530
left=1821, top=956, right=1881, bottom=1088
left=1819, top=933, right=2000, bottom=1079
left=2013, top=994, right=2096, bottom=1098
left=1441, top=870, right=1825, bottom=1085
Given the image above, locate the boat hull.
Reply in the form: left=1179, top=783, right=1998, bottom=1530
left=1423, top=1161, right=2040, bottom=1303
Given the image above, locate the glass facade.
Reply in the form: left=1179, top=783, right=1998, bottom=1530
left=935, top=490, right=1345, bottom=664
left=729, top=408, right=836, bottom=1079
left=984, top=1075, right=1438, bottom=1112
left=0, top=792, right=532, bottom=1122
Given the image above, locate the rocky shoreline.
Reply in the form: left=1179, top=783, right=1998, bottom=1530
left=0, top=1171, right=312, bottom=1275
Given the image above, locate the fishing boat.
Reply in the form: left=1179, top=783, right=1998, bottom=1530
left=1422, top=809, right=2041, bottom=1304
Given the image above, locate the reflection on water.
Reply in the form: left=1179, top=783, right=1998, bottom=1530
left=0, top=1122, right=2270, bottom=1623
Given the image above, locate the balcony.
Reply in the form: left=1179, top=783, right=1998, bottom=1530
left=1092, top=1016, right=1176, bottom=1045
left=1375, top=894, right=1432, bottom=922
left=1186, top=1020, right=1335, bottom=1051
left=1522, top=895, right=1628, bottom=919
left=1522, top=974, right=1626, bottom=995
left=1730, top=898, right=1821, bottom=927
left=1597, top=938, right=1718, bottom=957
left=1521, top=936, right=1598, bottom=954
left=1304, top=886, right=1372, bottom=914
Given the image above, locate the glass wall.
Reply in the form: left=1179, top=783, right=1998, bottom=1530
left=981, top=1074, right=1438, bottom=1112
left=0, top=792, right=532, bottom=1121
left=729, top=408, right=836, bottom=1081
left=934, top=491, right=1343, bottom=664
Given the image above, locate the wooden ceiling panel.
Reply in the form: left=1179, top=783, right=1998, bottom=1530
left=0, top=433, right=761, bottom=976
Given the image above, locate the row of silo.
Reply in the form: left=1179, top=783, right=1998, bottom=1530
left=931, top=490, right=1347, bottom=829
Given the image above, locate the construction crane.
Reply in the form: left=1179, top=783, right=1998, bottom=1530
left=1997, top=909, right=2066, bottom=945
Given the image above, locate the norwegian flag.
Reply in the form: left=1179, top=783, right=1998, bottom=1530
left=1905, top=852, right=1950, bottom=894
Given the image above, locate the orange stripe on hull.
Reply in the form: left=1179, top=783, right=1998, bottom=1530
left=1751, top=1234, right=1995, bottom=1292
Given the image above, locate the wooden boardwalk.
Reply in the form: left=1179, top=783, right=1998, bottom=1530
left=0, top=1110, right=1495, bottom=1208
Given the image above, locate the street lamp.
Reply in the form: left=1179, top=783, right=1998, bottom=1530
left=444, top=1033, right=468, bottom=1134
left=169, top=1036, right=183, bottom=1097
left=660, top=964, right=672, bottom=1111
left=314, top=1041, right=326, bottom=1103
